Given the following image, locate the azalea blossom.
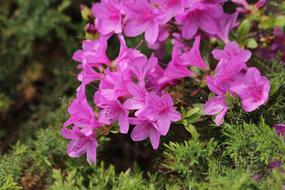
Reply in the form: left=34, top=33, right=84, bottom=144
left=230, top=67, right=270, bottom=112
left=212, top=41, right=251, bottom=64
left=94, top=91, right=130, bottom=133
left=62, top=85, right=101, bottom=164
left=91, top=0, right=123, bottom=34
left=273, top=123, right=285, bottom=136
left=130, top=117, right=162, bottom=149
left=151, top=0, right=186, bottom=22
left=61, top=126, right=98, bottom=164
left=72, top=36, right=110, bottom=67
left=213, top=12, right=239, bottom=43
left=175, top=1, right=223, bottom=39
left=181, top=35, right=208, bottom=69
left=232, top=0, right=266, bottom=12
left=204, top=95, right=228, bottom=126
left=139, top=93, right=181, bottom=135
left=205, top=42, right=270, bottom=125
left=64, top=85, right=100, bottom=136
left=123, top=0, right=167, bottom=44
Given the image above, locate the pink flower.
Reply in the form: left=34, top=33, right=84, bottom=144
left=213, top=12, right=239, bottom=43
left=159, top=60, right=192, bottom=84
left=181, top=35, right=208, bottom=69
left=208, top=42, right=251, bottom=94
left=72, top=36, right=110, bottom=67
left=129, top=54, right=158, bottom=81
left=206, top=59, right=247, bottom=96
left=232, top=0, right=266, bottom=12
left=139, top=93, right=181, bottom=135
left=273, top=124, right=285, bottom=136
left=212, top=41, right=251, bottom=64
left=91, top=0, right=122, bottom=34
left=123, top=0, right=166, bottom=44
left=94, top=91, right=130, bottom=133
left=64, top=86, right=100, bottom=136
left=130, top=117, right=162, bottom=149
left=204, top=95, right=228, bottom=126
left=151, top=0, right=186, bottom=21
left=176, top=2, right=223, bottom=39
left=77, top=64, right=101, bottom=85
left=98, top=69, right=131, bottom=101
left=114, top=35, right=146, bottom=72
left=230, top=67, right=270, bottom=112
left=61, top=126, right=98, bottom=164
left=159, top=35, right=207, bottom=84
left=123, top=82, right=148, bottom=111
left=62, top=85, right=101, bottom=164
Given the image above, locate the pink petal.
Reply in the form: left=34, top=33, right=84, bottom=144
left=131, top=125, right=150, bottom=141
left=157, top=115, right=171, bottom=135
left=67, top=139, right=87, bottom=158
left=149, top=129, right=161, bottom=149
left=145, top=24, right=159, bottom=44
left=214, top=107, right=228, bottom=126
left=86, top=139, right=97, bottom=164
left=124, top=20, right=146, bottom=37
left=182, top=16, right=198, bottom=39
left=118, top=113, right=129, bottom=134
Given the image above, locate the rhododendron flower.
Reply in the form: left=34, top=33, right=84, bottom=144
left=94, top=91, right=130, bottom=133
left=62, top=86, right=101, bottom=164
left=206, top=60, right=247, bottom=95
left=204, top=95, right=228, bottom=126
left=139, top=93, right=181, bottom=135
left=159, top=35, right=207, bottom=84
left=123, top=0, right=167, bottom=44
left=129, top=54, right=158, bottom=81
left=212, top=41, right=251, bottom=64
left=213, top=12, right=239, bottom=43
left=130, top=117, right=162, bottom=149
left=205, top=42, right=270, bottom=125
left=123, top=82, right=148, bottom=111
left=72, top=36, right=110, bottom=67
left=61, top=126, right=98, bottom=164
left=230, top=67, right=270, bottom=112
left=151, top=0, right=186, bottom=21
left=64, top=0, right=276, bottom=165
left=114, top=35, right=147, bottom=72
left=77, top=64, right=101, bottom=85
left=159, top=61, right=192, bottom=84
left=98, top=69, right=131, bottom=100
left=232, top=0, right=266, bottom=12
left=273, top=124, right=285, bottom=136
left=176, top=1, right=223, bottom=39
left=91, top=0, right=122, bottom=34
left=64, top=86, right=100, bottom=136
left=181, top=35, right=208, bottom=69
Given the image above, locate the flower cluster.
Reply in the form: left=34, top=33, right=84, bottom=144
left=62, top=0, right=270, bottom=164
left=204, top=42, right=270, bottom=125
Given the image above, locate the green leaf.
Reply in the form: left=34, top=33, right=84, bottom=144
left=275, top=15, right=285, bottom=27
left=259, top=15, right=275, bottom=30
left=184, top=124, right=199, bottom=140
left=245, top=38, right=258, bottom=49
left=237, top=20, right=251, bottom=43
left=186, top=107, right=200, bottom=118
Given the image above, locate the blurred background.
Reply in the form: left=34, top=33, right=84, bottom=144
left=0, top=0, right=89, bottom=150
